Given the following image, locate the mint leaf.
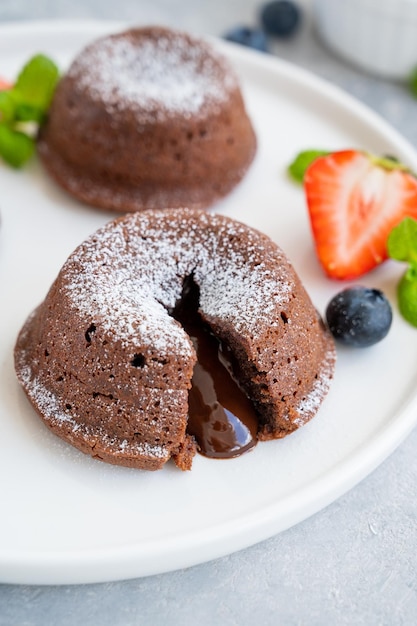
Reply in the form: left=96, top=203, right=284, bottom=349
left=0, top=124, right=35, bottom=167
left=387, top=217, right=417, bottom=265
left=287, top=150, right=329, bottom=184
left=398, top=269, right=417, bottom=327
left=388, top=217, right=417, bottom=328
left=14, top=102, right=45, bottom=123
left=0, top=53, right=59, bottom=168
left=14, top=54, right=59, bottom=113
left=0, top=90, right=16, bottom=122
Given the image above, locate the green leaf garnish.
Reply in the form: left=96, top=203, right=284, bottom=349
left=14, top=54, right=59, bottom=113
left=287, top=150, right=329, bottom=184
left=0, top=53, right=59, bottom=168
left=14, top=102, right=45, bottom=123
left=0, top=124, right=35, bottom=167
left=0, top=90, right=17, bottom=122
left=398, top=270, right=417, bottom=327
left=387, top=217, right=417, bottom=265
left=388, top=217, right=417, bottom=328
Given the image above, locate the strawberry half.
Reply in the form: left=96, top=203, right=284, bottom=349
left=304, top=150, right=417, bottom=279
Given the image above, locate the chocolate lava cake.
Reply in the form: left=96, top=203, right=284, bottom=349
left=14, top=209, right=336, bottom=470
left=37, top=26, right=257, bottom=212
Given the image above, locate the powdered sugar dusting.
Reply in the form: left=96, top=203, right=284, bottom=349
left=294, top=345, right=335, bottom=427
left=70, top=28, right=238, bottom=122
left=17, top=360, right=168, bottom=460
left=200, top=264, right=291, bottom=335
left=62, top=209, right=293, bottom=354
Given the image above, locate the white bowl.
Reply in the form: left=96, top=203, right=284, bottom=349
left=313, top=0, right=417, bottom=79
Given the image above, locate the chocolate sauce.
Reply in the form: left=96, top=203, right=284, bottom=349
left=172, top=276, right=258, bottom=459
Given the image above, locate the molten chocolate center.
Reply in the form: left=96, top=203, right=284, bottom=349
left=172, top=276, right=258, bottom=459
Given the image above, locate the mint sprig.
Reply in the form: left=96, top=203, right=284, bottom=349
left=15, top=54, right=59, bottom=106
left=287, top=149, right=329, bottom=184
left=0, top=125, right=35, bottom=168
left=0, top=90, right=15, bottom=122
left=387, top=216, right=417, bottom=264
left=387, top=217, right=417, bottom=327
left=0, top=53, right=59, bottom=168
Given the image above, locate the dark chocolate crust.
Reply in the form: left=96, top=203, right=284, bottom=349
left=14, top=208, right=336, bottom=470
left=37, top=27, right=257, bottom=212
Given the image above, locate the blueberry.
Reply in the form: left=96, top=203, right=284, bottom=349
left=325, top=287, right=393, bottom=348
left=260, top=1, right=301, bottom=37
left=223, top=26, right=269, bottom=53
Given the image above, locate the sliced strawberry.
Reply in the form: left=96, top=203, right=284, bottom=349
left=304, top=149, right=417, bottom=279
left=0, top=78, right=12, bottom=90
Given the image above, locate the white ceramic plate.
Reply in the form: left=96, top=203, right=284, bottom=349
left=1, top=21, right=417, bottom=586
